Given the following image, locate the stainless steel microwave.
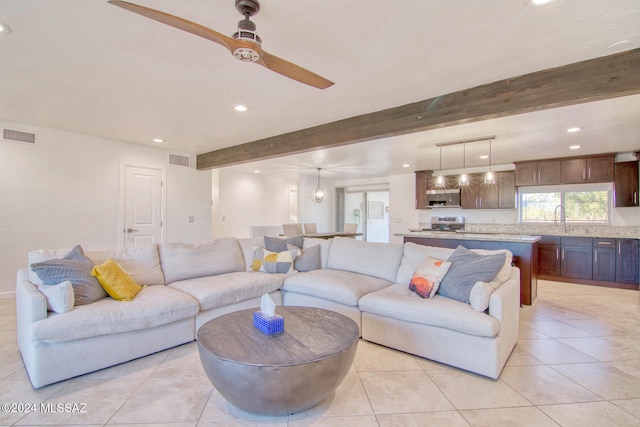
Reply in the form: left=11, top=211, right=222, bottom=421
left=425, top=189, right=461, bottom=208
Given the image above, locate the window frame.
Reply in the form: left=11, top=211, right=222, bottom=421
left=518, top=182, right=613, bottom=225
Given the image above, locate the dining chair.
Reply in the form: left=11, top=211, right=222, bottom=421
left=282, top=224, right=299, bottom=237
left=303, top=223, right=317, bottom=234
left=296, top=223, right=304, bottom=235
left=343, top=223, right=358, bottom=233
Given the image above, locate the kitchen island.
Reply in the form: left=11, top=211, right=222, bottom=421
left=404, top=231, right=541, bottom=305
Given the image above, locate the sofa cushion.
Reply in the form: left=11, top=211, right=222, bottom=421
left=92, top=258, right=143, bottom=301
left=396, top=243, right=455, bottom=285
left=31, top=285, right=199, bottom=343
left=303, top=238, right=333, bottom=269
left=252, top=247, right=299, bottom=274
left=264, top=235, right=303, bottom=253
left=359, top=284, right=500, bottom=338
left=283, top=269, right=392, bottom=307
left=86, top=245, right=165, bottom=286
left=38, top=281, right=74, bottom=314
left=327, top=237, right=404, bottom=282
left=409, top=256, right=451, bottom=299
left=158, top=238, right=245, bottom=284
left=30, top=245, right=107, bottom=306
left=292, top=244, right=321, bottom=272
left=169, top=271, right=284, bottom=311
left=438, top=246, right=506, bottom=304
left=470, top=248, right=513, bottom=285
left=237, top=237, right=266, bottom=271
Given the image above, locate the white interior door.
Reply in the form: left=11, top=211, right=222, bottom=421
left=124, top=166, right=163, bottom=247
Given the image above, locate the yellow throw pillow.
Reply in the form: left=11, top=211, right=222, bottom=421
left=91, top=258, right=143, bottom=301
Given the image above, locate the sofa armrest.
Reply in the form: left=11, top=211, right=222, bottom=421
left=16, top=269, right=47, bottom=350
left=488, top=267, right=520, bottom=342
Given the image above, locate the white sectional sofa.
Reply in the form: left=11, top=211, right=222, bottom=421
left=16, top=236, right=520, bottom=388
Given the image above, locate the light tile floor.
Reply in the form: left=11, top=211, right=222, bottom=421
left=0, top=280, right=639, bottom=426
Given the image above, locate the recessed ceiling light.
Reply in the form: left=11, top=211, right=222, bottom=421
left=607, top=40, right=630, bottom=50
left=153, top=138, right=164, bottom=143
left=0, top=22, right=12, bottom=34
left=525, top=0, right=554, bottom=6
left=566, top=127, right=582, bottom=133
left=402, top=163, right=410, bottom=168
left=253, top=169, right=261, bottom=174
left=569, top=145, right=581, bottom=150
left=479, top=155, right=489, bottom=160
left=234, top=105, right=249, bottom=112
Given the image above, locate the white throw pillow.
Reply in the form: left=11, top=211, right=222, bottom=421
left=38, top=281, right=75, bottom=314
left=409, top=256, right=452, bottom=298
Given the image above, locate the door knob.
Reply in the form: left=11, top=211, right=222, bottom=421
left=126, top=228, right=138, bottom=233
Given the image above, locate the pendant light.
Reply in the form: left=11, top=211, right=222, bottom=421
left=310, top=168, right=326, bottom=203
left=435, top=146, right=445, bottom=187
left=484, top=138, right=496, bottom=184
left=459, top=142, right=469, bottom=186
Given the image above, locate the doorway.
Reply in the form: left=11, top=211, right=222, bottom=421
left=341, top=189, right=390, bottom=242
left=121, top=165, right=164, bottom=248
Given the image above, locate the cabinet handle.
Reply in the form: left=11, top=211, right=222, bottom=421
left=583, top=169, right=586, bottom=180
left=537, top=171, right=541, bottom=183
left=597, top=241, right=612, bottom=245
left=635, top=192, right=638, bottom=205
left=594, top=250, right=598, bottom=263
left=556, top=248, right=559, bottom=260
left=561, top=248, right=564, bottom=260
left=618, top=241, right=621, bottom=254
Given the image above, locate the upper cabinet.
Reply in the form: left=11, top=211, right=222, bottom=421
left=515, top=154, right=616, bottom=187
left=461, top=171, right=515, bottom=209
left=561, top=156, right=614, bottom=184
left=614, top=161, right=639, bottom=207
left=514, top=159, right=561, bottom=186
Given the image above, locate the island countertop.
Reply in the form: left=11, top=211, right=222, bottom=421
left=403, top=231, right=542, bottom=243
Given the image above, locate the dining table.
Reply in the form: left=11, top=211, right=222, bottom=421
left=302, top=232, right=362, bottom=239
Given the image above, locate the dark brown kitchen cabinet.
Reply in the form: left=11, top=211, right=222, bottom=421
left=616, top=238, right=639, bottom=284
left=593, top=238, right=616, bottom=282
left=415, top=171, right=429, bottom=209
left=614, top=161, right=639, bottom=207
left=461, top=171, right=515, bottom=209
left=562, top=156, right=614, bottom=184
left=515, top=160, right=561, bottom=186
left=497, top=171, right=516, bottom=208
left=560, top=237, right=593, bottom=280
left=538, top=237, right=561, bottom=276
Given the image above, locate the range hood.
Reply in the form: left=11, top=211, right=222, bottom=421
left=426, top=189, right=461, bottom=208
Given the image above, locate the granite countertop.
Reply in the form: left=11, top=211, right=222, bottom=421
left=405, top=223, right=640, bottom=240
left=403, top=230, right=542, bottom=243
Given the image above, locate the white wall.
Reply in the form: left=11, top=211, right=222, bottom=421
left=389, top=173, right=420, bottom=244
left=217, top=170, right=297, bottom=238
left=0, top=121, right=212, bottom=297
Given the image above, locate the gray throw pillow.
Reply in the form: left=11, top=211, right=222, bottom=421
left=437, top=245, right=506, bottom=304
left=264, top=235, right=303, bottom=253
left=289, top=244, right=321, bottom=272
left=30, top=245, right=107, bottom=306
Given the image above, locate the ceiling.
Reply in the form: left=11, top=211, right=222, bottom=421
left=1, top=0, right=639, bottom=181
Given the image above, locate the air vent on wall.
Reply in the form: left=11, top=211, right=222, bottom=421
left=3, top=129, right=35, bottom=143
left=169, top=153, right=191, bottom=168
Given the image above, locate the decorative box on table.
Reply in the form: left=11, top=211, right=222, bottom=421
left=253, top=311, right=284, bottom=335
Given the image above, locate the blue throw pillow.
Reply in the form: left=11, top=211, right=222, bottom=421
left=30, top=245, right=107, bottom=306
left=437, top=246, right=506, bottom=304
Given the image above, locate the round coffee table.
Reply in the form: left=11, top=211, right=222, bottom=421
left=197, top=306, right=359, bottom=415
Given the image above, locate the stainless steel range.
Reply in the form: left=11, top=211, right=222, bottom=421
left=429, top=216, right=465, bottom=232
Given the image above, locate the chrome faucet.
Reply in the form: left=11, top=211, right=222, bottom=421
left=554, top=205, right=567, bottom=234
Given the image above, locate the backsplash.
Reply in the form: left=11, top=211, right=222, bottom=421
left=460, top=223, right=639, bottom=238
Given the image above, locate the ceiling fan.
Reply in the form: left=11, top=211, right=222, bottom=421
left=108, top=0, right=334, bottom=89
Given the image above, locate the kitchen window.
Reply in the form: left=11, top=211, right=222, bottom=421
left=519, top=183, right=611, bottom=224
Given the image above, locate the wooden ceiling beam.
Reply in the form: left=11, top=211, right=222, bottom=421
left=197, top=48, right=640, bottom=170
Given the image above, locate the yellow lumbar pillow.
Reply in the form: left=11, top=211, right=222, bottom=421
left=91, top=258, right=143, bottom=301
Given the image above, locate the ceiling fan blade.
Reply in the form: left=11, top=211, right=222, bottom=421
left=108, top=0, right=234, bottom=52
left=260, top=51, right=334, bottom=89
